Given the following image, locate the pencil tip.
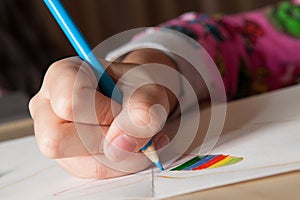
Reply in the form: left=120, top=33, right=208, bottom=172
left=155, top=161, right=164, bottom=171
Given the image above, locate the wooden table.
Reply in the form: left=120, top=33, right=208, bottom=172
left=0, top=118, right=33, bottom=142
left=170, top=171, right=300, bottom=200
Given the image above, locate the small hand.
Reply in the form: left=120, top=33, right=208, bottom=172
left=29, top=49, right=179, bottom=179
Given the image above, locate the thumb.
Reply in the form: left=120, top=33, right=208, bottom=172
left=104, top=84, right=170, bottom=162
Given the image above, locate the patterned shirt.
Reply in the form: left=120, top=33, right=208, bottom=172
left=160, top=1, right=300, bottom=99
left=107, top=1, right=300, bottom=107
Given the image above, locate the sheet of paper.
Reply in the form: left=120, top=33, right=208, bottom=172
left=1, top=85, right=300, bottom=200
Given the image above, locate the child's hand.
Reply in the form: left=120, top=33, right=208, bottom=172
left=29, top=49, right=179, bottom=179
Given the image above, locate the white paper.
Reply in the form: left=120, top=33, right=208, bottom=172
left=1, top=85, right=300, bottom=200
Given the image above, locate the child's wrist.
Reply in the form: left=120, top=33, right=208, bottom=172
left=122, top=49, right=176, bottom=67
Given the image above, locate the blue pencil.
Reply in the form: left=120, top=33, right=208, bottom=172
left=43, top=0, right=163, bottom=171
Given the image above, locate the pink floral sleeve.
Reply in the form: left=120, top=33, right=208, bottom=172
left=159, top=1, right=300, bottom=99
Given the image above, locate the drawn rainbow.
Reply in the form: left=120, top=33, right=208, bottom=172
left=170, top=154, right=243, bottom=171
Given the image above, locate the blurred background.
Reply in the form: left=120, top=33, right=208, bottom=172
left=0, top=0, right=281, bottom=139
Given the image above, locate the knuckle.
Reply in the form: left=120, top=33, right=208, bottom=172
left=53, top=95, right=73, bottom=120
left=130, top=106, right=151, bottom=127
left=46, top=60, right=67, bottom=77
left=129, top=104, right=165, bottom=134
left=37, top=135, right=62, bottom=159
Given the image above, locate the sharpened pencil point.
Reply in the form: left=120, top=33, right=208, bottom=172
left=155, top=161, right=164, bottom=171
left=141, top=141, right=164, bottom=171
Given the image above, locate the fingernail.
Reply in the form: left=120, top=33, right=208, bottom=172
left=106, top=134, right=137, bottom=161
left=154, top=134, right=169, bottom=149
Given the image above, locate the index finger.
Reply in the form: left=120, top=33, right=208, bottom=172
left=41, top=57, right=121, bottom=125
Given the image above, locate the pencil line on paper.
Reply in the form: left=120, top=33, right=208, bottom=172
left=151, top=168, right=155, bottom=197
left=0, top=170, right=11, bottom=178
left=53, top=174, right=149, bottom=197
left=0, top=165, right=56, bottom=190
